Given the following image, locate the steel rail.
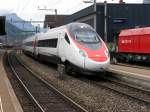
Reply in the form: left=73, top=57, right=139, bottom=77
left=11, top=52, right=88, bottom=112
left=90, top=74, right=150, bottom=104
left=8, top=53, right=45, bottom=112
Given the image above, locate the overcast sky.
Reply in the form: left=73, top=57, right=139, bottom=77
left=0, top=0, right=143, bottom=26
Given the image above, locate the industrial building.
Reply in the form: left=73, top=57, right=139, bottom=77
left=44, top=15, right=67, bottom=28
left=67, top=3, right=150, bottom=43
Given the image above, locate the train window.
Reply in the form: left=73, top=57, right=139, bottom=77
left=74, top=30, right=100, bottom=43
left=38, top=39, right=58, bottom=48
left=65, top=33, right=70, bottom=44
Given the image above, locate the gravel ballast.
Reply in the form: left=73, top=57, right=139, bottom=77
left=17, top=53, right=150, bottom=112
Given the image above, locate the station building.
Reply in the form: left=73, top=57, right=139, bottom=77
left=67, top=3, right=150, bottom=43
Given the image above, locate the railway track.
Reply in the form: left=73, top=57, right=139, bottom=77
left=77, top=73, right=150, bottom=105
left=99, top=76, right=150, bottom=104
left=7, top=52, right=88, bottom=112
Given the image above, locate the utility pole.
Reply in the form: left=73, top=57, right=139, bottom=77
left=83, top=0, right=96, bottom=30
left=94, top=0, right=96, bottom=12
left=104, top=0, right=107, bottom=42
left=38, top=6, right=58, bottom=28
left=84, top=0, right=107, bottom=42
left=35, top=24, right=40, bottom=33
left=35, top=26, right=38, bottom=33
left=5, top=35, right=7, bottom=48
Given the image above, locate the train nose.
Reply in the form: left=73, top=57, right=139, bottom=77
left=84, top=56, right=110, bottom=71
left=88, top=53, right=108, bottom=62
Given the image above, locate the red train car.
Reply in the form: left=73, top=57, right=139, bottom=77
left=115, top=27, right=150, bottom=62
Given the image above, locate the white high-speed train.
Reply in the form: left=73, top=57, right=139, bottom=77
left=23, top=23, right=110, bottom=74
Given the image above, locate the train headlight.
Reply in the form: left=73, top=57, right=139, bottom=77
left=79, top=50, right=87, bottom=57
left=105, top=50, right=110, bottom=57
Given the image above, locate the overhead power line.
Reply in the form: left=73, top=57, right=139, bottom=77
left=37, top=6, right=58, bottom=15
left=19, top=0, right=31, bottom=15
left=63, top=2, right=85, bottom=14
left=11, top=20, right=56, bottom=23
left=46, top=0, right=62, bottom=8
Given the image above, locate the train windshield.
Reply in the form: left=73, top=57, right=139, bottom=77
left=68, top=23, right=102, bottom=50
left=74, top=29, right=100, bottom=43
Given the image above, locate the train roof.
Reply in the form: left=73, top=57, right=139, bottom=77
left=45, top=22, right=91, bottom=32
left=119, top=27, right=150, bottom=36
left=23, top=22, right=94, bottom=42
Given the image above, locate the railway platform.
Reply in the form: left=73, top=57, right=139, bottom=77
left=0, top=49, right=23, bottom=112
left=108, top=64, right=150, bottom=81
